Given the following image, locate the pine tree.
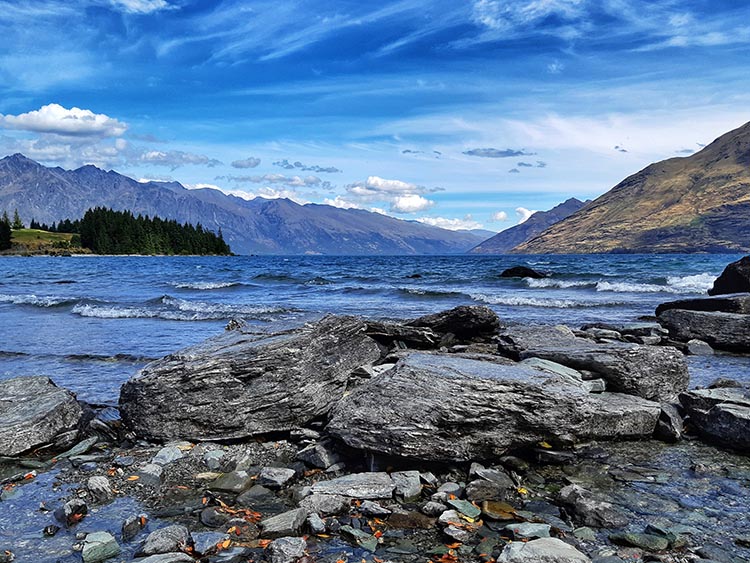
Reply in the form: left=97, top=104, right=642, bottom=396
left=12, top=209, right=23, bottom=230
left=0, top=212, right=11, bottom=250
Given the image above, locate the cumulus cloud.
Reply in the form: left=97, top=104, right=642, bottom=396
left=0, top=104, right=127, bottom=138
left=463, top=148, right=535, bottom=158
left=139, top=150, right=222, bottom=170
left=491, top=211, right=508, bottom=221
left=516, top=207, right=538, bottom=224
left=110, top=0, right=173, bottom=14
left=390, top=194, right=434, bottom=213
left=272, top=159, right=341, bottom=173
left=231, top=156, right=261, bottom=169
left=346, top=175, right=440, bottom=198
left=417, top=215, right=483, bottom=230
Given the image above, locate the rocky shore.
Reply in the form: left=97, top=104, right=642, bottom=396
left=2, top=259, right=750, bottom=563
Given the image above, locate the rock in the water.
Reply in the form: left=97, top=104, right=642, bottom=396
left=309, top=472, right=395, bottom=499
left=120, top=315, right=381, bottom=441
left=260, top=508, right=308, bottom=538
left=558, top=485, right=629, bottom=529
left=192, top=532, right=229, bottom=556
left=681, top=388, right=750, bottom=450
left=54, top=498, right=88, bottom=527
left=209, top=471, right=255, bottom=494
left=500, top=266, right=547, bottom=279
left=268, top=537, right=307, bottom=563
left=82, top=531, right=120, bottom=563
left=133, top=554, right=194, bottom=563
left=86, top=476, right=113, bottom=503
left=498, top=537, right=591, bottom=562
left=498, top=325, right=688, bottom=402
left=328, top=353, right=660, bottom=462
left=406, top=305, right=501, bottom=340
left=708, top=256, right=750, bottom=295
left=687, top=339, right=714, bottom=355
left=654, top=403, right=684, bottom=443
left=152, top=446, right=184, bottom=466
left=258, top=467, right=296, bottom=490
left=138, top=525, right=192, bottom=556
left=610, top=532, right=669, bottom=552
left=0, top=376, right=83, bottom=456
left=505, top=522, right=551, bottom=540
left=122, top=514, right=148, bottom=542
left=656, top=294, right=750, bottom=315
left=658, top=309, right=750, bottom=352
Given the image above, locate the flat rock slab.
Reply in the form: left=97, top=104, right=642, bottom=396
left=0, top=376, right=83, bottom=456
left=498, top=537, right=591, bottom=562
left=658, top=309, right=750, bottom=352
left=328, top=353, right=660, bottom=462
left=656, top=294, right=750, bottom=315
left=681, top=388, right=750, bottom=450
left=119, top=315, right=381, bottom=441
left=498, top=325, right=687, bottom=401
left=310, top=472, right=395, bottom=499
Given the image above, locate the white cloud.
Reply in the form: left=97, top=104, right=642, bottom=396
left=418, top=215, right=484, bottom=230
left=491, top=211, right=508, bottom=221
left=390, top=194, right=434, bottom=213
left=224, top=173, right=323, bottom=187
left=347, top=175, right=435, bottom=198
left=0, top=104, right=127, bottom=137
left=184, top=182, right=223, bottom=191
left=231, top=156, right=261, bottom=169
left=323, top=196, right=362, bottom=209
left=139, top=150, right=222, bottom=170
left=110, top=0, right=172, bottom=14
left=516, top=207, right=537, bottom=224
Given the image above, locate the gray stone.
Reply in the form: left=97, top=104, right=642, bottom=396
left=268, top=537, right=307, bottom=563
left=465, top=479, right=512, bottom=502
left=54, top=498, right=87, bottom=527
left=203, top=450, right=225, bottom=471
left=122, top=514, right=148, bottom=542
left=87, top=476, right=113, bottom=503
left=558, top=485, right=628, bottom=529
left=328, top=353, right=661, bottom=462
left=654, top=403, right=684, bottom=442
left=498, top=326, right=688, bottom=402
left=0, top=376, right=83, bottom=456
left=609, top=532, right=669, bottom=551
left=136, top=463, right=163, bottom=487
left=306, top=513, right=326, bottom=534
left=391, top=470, right=422, bottom=499
left=82, top=531, right=120, bottom=563
left=298, top=494, right=349, bottom=516
left=443, top=525, right=474, bottom=543
left=310, top=472, right=394, bottom=499
left=708, top=257, right=750, bottom=295
left=340, top=526, right=379, bottom=552
left=236, top=485, right=290, bottom=516
left=656, top=294, right=750, bottom=315
left=138, top=525, right=192, bottom=556
left=498, top=538, right=591, bottom=562
left=114, top=456, right=135, bottom=468
left=407, top=305, right=501, bottom=340
left=192, top=532, right=228, bottom=556
left=658, top=309, right=750, bottom=352
left=421, top=501, right=447, bottom=516
left=152, top=446, right=184, bottom=466
left=360, top=500, right=392, bottom=516
left=438, top=509, right=463, bottom=526
left=209, top=471, right=254, bottom=494
left=120, top=316, right=382, bottom=441
left=295, top=441, right=341, bottom=469
left=437, top=482, right=461, bottom=495
left=681, top=388, right=750, bottom=450
left=504, top=523, right=551, bottom=539
left=133, top=555, right=194, bottom=563
left=448, top=499, right=481, bottom=518
left=365, top=321, right=441, bottom=349
left=260, top=508, right=308, bottom=538
left=687, top=339, right=714, bottom=355
left=258, top=467, right=296, bottom=490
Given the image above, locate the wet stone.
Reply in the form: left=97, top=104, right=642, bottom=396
left=498, top=538, right=591, bottom=563
left=54, top=498, right=87, bottom=527
left=504, top=523, right=551, bottom=540
left=133, top=554, right=194, bottom=563
left=387, top=511, right=435, bottom=529
left=448, top=499, right=481, bottom=519
left=122, top=514, right=148, bottom=542
left=360, top=500, right=392, bottom=516
left=391, top=470, right=422, bottom=499
left=138, top=525, right=192, bottom=556
left=114, top=455, right=135, bottom=468
left=209, top=471, right=255, bottom=494
left=260, top=508, right=308, bottom=538
left=136, top=463, right=164, bottom=487
left=258, top=467, right=296, bottom=490
left=86, top=475, right=113, bottom=503
left=443, top=525, right=474, bottom=543
left=235, top=485, right=289, bottom=516
left=609, top=532, right=669, bottom=552
left=306, top=513, right=326, bottom=535
left=421, top=501, right=447, bottom=516
left=152, top=446, right=184, bottom=466
left=340, top=525, right=379, bottom=552
left=82, top=531, right=120, bottom=563
left=310, top=472, right=394, bottom=499
left=208, top=547, right=255, bottom=563
left=200, top=506, right=230, bottom=528
left=268, top=537, right=307, bottom=563
left=192, top=532, right=229, bottom=556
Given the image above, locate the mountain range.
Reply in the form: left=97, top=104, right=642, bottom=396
left=515, top=121, right=750, bottom=253
left=470, top=198, right=587, bottom=254
left=0, top=154, right=487, bottom=255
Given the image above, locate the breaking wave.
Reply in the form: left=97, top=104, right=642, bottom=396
left=0, top=293, right=77, bottom=308
left=596, top=273, right=714, bottom=294
left=170, top=281, right=244, bottom=290
left=469, top=293, right=624, bottom=308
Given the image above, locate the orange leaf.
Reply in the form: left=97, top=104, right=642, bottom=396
left=126, top=475, right=140, bottom=481
left=218, top=539, right=231, bottom=550
left=140, top=516, right=148, bottom=527
left=257, top=539, right=271, bottom=549
left=373, top=530, right=383, bottom=538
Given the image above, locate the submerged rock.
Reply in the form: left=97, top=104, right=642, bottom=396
left=328, top=353, right=660, bottom=462
left=708, top=256, right=750, bottom=295
left=0, top=376, right=83, bottom=456
left=500, top=266, right=547, bottom=279
left=81, top=532, right=120, bottom=563
left=119, top=315, right=381, bottom=441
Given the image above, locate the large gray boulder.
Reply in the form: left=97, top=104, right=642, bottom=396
left=658, top=309, right=750, bottom=352
left=497, top=326, right=688, bottom=402
left=656, top=294, right=750, bottom=315
left=680, top=388, right=750, bottom=451
left=0, top=376, right=83, bottom=456
left=327, top=353, right=660, bottom=462
left=708, top=256, right=750, bottom=295
left=406, top=305, right=501, bottom=340
left=498, top=538, right=591, bottom=563
left=120, top=316, right=381, bottom=442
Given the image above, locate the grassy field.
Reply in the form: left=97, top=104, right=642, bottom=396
left=9, top=229, right=82, bottom=253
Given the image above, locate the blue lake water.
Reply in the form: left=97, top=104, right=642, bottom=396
left=0, top=253, right=748, bottom=404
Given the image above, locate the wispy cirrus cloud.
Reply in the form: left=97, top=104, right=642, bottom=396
left=463, top=148, right=535, bottom=158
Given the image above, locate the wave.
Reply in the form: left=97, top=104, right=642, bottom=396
left=170, top=281, right=243, bottom=290
left=596, top=273, right=714, bottom=294
left=304, top=277, right=334, bottom=286
left=0, top=293, right=77, bottom=308
left=524, top=278, right=596, bottom=289
left=397, top=287, right=465, bottom=299
left=470, top=293, right=625, bottom=308
left=252, top=273, right=301, bottom=283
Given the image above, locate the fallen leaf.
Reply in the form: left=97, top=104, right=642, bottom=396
left=538, top=441, right=552, bottom=449
left=126, top=475, right=140, bottom=481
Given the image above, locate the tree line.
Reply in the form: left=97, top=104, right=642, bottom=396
left=1, top=207, right=231, bottom=255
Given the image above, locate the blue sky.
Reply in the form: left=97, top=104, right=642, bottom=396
left=1, top=0, right=749, bottom=232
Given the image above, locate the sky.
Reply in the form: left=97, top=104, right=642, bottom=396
left=1, top=1, right=749, bottom=233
